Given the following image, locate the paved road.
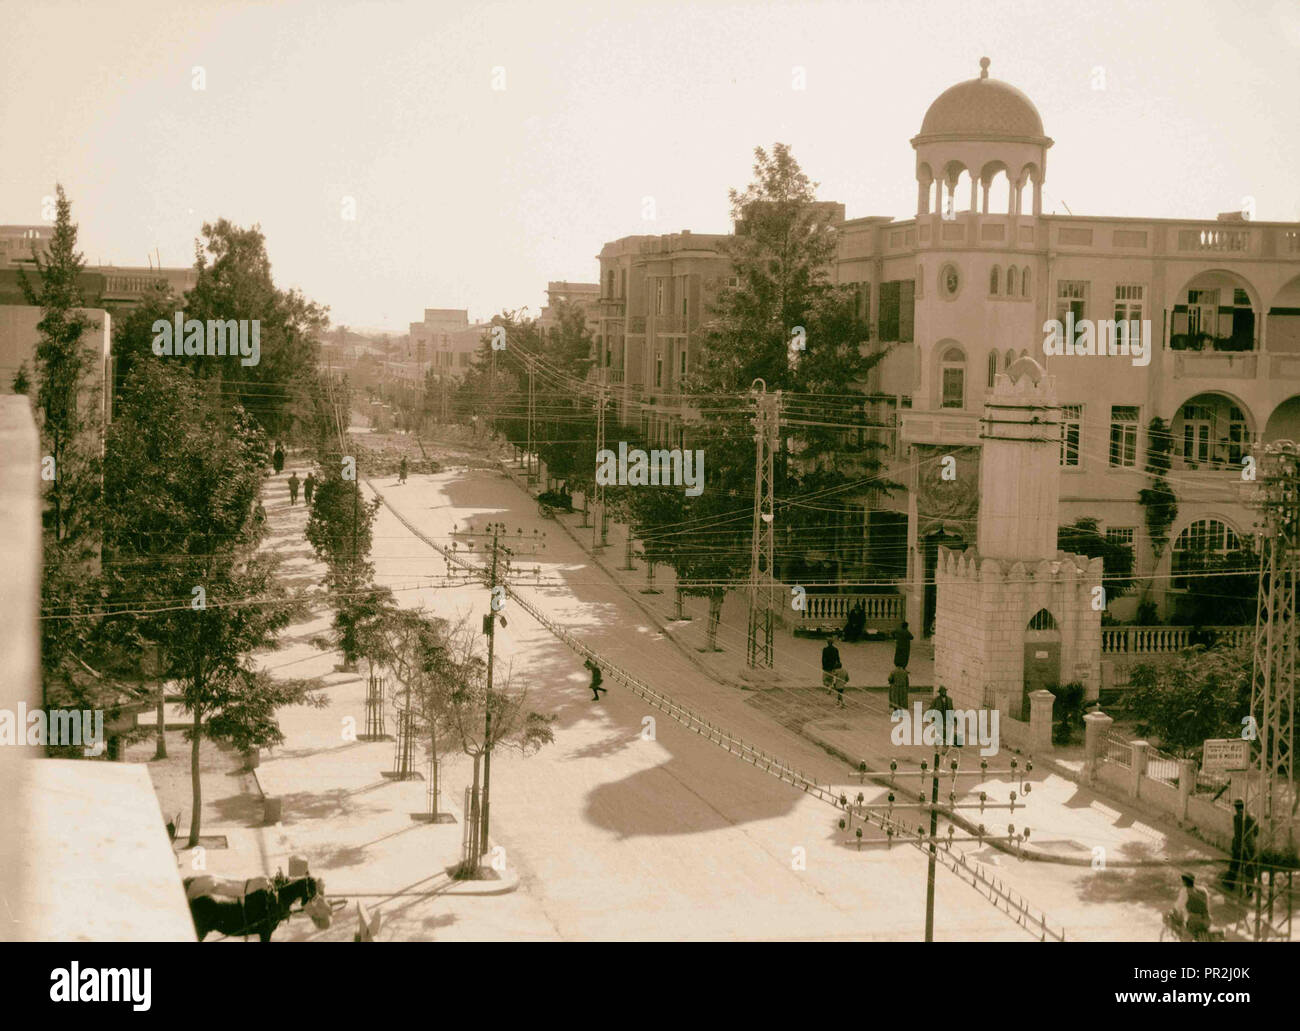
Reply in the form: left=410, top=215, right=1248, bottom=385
left=356, top=465, right=1196, bottom=940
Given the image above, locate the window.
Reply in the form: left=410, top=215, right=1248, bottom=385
left=1172, top=519, right=1241, bottom=589
left=1056, top=280, right=1088, bottom=325
left=1105, top=527, right=1135, bottom=550
left=619, top=269, right=626, bottom=297
left=990, top=266, right=1000, bottom=295
left=1006, top=267, right=1018, bottom=295
left=987, top=351, right=998, bottom=388
left=1028, top=609, right=1057, bottom=631
left=1060, top=404, right=1082, bottom=467
left=1022, top=267, right=1031, bottom=297
left=605, top=270, right=615, bottom=297
left=679, top=348, right=687, bottom=376
left=1109, top=405, right=1139, bottom=467
left=1187, top=288, right=1218, bottom=336
left=940, top=347, right=965, bottom=409
left=655, top=352, right=663, bottom=388
left=1114, top=284, right=1145, bottom=352
left=728, top=275, right=739, bottom=288
left=854, top=283, right=871, bottom=321
left=1180, top=403, right=1213, bottom=464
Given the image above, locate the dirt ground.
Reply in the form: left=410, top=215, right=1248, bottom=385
left=123, top=729, right=262, bottom=835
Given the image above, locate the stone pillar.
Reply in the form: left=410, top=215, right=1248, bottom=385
left=1177, top=758, right=1197, bottom=820
left=1028, top=689, right=1055, bottom=754
left=1083, top=710, right=1113, bottom=785
left=1130, top=740, right=1149, bottom=798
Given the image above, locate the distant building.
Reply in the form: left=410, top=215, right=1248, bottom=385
left=538, top=280, right=600, bottom=340
left=0, top=225, right=197, bottom=309
left=0, top=304, right=113, bottom=426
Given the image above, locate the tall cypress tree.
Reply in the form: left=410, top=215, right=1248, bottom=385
left=19, top=184, right=105, bottom=711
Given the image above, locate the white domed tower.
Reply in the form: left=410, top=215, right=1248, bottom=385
left=912, top=56, right=1052, bottom=219
left=906, top=59, right=1055, bottom=637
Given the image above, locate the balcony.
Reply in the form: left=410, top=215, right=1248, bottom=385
left=1171, top=350, right=1257, bottom=380
left=901, top=409, right=981, bottom=447
left=651, top=314, right=684, bottom=333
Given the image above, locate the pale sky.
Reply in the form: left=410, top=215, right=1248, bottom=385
left=3, top=0, right=1298, bottom=332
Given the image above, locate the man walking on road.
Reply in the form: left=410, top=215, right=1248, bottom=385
left=893, top=620, right=913, bottom=670
left=1226, top=799, right=1258, bottom=895
left=931, top=685, right=957, bottom=745
left=584, top=658, right=606, bottom=701
left=399, top=456, right=408, bottom=484
left=821, top=636, right=842, bottom=695
left=304, top=472, right=316, bottom=506
left=272, top=441, right=285, bottom=476
left=288, top=471, right=300, bottom=505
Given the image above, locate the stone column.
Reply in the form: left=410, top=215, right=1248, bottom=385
left=1028, top=689, right=1055, bottom=753
left=1130, top=740, right=1149, bottom=798
left=1083, top=710, right=1113, bottom=785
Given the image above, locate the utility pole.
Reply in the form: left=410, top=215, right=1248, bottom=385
left=525, top=353, right=537, bottom=484
left=849, top=747, right=1034, bottom=941
left=593, top=376, right=609, bottom=549
left=447, top=520, right=547, bottom=867
left=748, top=379, right=780, bottom=668
left=1246, top=439, right=1299, bottom=940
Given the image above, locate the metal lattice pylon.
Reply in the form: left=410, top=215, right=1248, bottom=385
left=1247, top=440, right=1300, bottom=892
left=747, top=381, right=780, bottom=668
left=593, top=378, right=609, bottom=548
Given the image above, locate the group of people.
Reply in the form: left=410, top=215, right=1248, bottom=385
left=271, top=442, right=317, bottom=507
left=819, top=619, right=916, bottom=711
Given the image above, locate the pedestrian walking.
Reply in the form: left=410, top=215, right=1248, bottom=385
left=303, top=473, right=316, bottom=506
left=584, top=658, right=606, bottom=701
left=272, top=441, right=285, bottom=475
left=1226, top=799, right=1258, bottom=895
left=399, top=456, right=408, bottom=484
left=832, top=665, right=848, bottom=708
left=821, top=636, right=842, bottom=694
left=888, top=665, right=910, bottom=712
left=893, top=620, right=913, bottom=670
left=288, top=472, right=300, bottom=505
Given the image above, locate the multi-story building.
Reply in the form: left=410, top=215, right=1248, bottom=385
left=594, top=230, right=732, bottom=442
left=405, top=307, right=486, bottom=382
left=538, top=280, right=600, bottom=340
left=595, top=58, right=1300, bottom=632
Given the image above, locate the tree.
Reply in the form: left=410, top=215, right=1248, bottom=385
left=19, top=184, right=106, bottom=714
left=304, top=473, right=382, bottom=668
left=372, top=608, right=455, bottom=817
left=1058, top=517, right=1135, bottom=600
left=11, top=361, right=30, bottom=395
left=103, top=361, right=320, bottom=845
left=440, top=621, right=555, bottom=877
left=1172, top=538, right=1258, bottom=628
left=187, top=219, right=328, bottom=437
left=685, top=144, right=896, bottom=594
left=1126, top=644, right=1252, bottom=756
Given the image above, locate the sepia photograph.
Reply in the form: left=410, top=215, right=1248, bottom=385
left=0, top=0, right=1296, bottom=1007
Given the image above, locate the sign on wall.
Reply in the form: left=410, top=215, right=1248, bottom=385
left=1202, top=738, right=1249, bottom=772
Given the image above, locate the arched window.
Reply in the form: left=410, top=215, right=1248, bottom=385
left=1027, top=609, right=1057, bottom=630
left=990, top=266, right=1000, bottom=295
left=1172, top=519, right=1242, bottom=589
left=1022, top=267, right=1031, bottom=297
left=1004, top=348, right=1015, bottom=370
left=1006, top=267, right=1018, bottom=295
left=940, top=346, right=965, bottom=409
left=987, top=351, right=998, bottom=388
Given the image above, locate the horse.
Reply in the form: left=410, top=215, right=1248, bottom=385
left=185, top=874, right=324, bottom=941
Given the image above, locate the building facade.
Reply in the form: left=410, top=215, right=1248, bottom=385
left=595, top=59, right=1300, bottom=632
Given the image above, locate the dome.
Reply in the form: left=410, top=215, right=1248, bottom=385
left=915, top=58, right=1047, bottom=142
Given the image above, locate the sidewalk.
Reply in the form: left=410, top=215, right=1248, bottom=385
left=499, top=456, right=1226, bottom=877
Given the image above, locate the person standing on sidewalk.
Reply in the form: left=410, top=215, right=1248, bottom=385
left=288, top=471, right=300, bottom=505
left=832, top=665, right=848, bottom=708
left=893, top=620, right=913, bottom=670
left=888, top=665, right=910, bottom=713
left=272, top=441, right=285, bottom=475
left=931, top=685, right=956, bottom=745
left=821, top=636, right=842, bottom=695
left=399, top=456, right=408, bottom=484
left=303, top=472, right=316, bottom=507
